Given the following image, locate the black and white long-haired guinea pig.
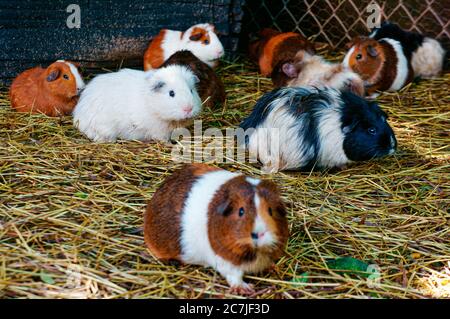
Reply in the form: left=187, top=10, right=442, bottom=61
left=239, top=87, right=397, bottom=172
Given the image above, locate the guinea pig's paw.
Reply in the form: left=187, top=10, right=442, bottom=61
left=229, top=283, right=255, bottom=295
left=367, top=93, right=380, bottom=100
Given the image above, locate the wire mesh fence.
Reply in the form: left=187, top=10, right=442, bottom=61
left=242, top=0, right=450, bottom=50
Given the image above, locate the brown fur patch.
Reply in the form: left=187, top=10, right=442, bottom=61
left=143, top=29, right=167, bottom=70
left=347, top=38, right=414, bottom=95
left=144, top=164, right=221, bottom=261
left=9, top=61, right=79, bottom=116
left=189, top=27, right=210, bottom=44
left=259, top=32, right=315, bottom=77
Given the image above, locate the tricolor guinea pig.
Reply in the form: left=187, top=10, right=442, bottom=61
left=73, top=65, right=202, bottom=143
left=144, top=163, right=289, bottom=294
left=160, top=50, right=226, bottom=109
left=272, top=51, right=365, bottom=96
left=343, top=36, right=414, bottom=98
left=9, top=60, right=85, bottom=116
left=143, top=23, right=224, bottom=70
left=240, top=87, right=397, bottom=173
left=369, top=21, right=445, bottom=79
left=248, top=28, right=315, bottom=78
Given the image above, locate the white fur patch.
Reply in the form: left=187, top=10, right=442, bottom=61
left=246, top=177, right=260, bottom=186
left=342, top=46, right=355, bottom=68
left=382, top=38, right=409, bottom=91
left=411, top=37, right=445, bottom=78
left=57, top=60, right=85, bottom=91
left=252, top=194, right=275, bottom=248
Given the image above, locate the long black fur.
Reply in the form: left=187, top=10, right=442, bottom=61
left=369, top=21, right=424, bottom=60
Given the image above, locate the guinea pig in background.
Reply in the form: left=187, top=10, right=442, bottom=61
left=369, top=21, right=445, bottom=79
left=272, top=51, right=365, bottom=96
left=72, top=65, right=202, bottom=143
left=144, top=163, right=289, bottom=294
left=143, top=23, right=224, bottom=70
left=160, top=50, right=226, bottom=109
left=248, top=28, right=316, bottom=78
left=9, top=60, right=85, bottom=116
left=343, top=36, right=414, bottom=98
left=240, top=87, right=397, bottom=173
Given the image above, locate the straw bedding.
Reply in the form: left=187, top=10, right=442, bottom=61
left=0, top=49, right=449, bottom=298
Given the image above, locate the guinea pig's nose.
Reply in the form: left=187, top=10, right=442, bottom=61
left=183, top=105, right=193, bottom=114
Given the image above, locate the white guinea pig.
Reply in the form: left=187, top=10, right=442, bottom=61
left=143, top=23, right=224, bottom=70
left=73, top=65, right=202, bottom=143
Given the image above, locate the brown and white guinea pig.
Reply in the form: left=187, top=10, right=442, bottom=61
left=248, top=28, right=315, bottom=78
left=143, top=23, right=224, bottom=70
left=160, top=50, right=226, bottom=109
left=343, top=36, right=414, bottom=98
left=272, top=51, right=365, bottom=96
left=144, top=163, right=289, bottom=294
left=9, top=60, right=85, bottom=116
left=369, top=21, right=445, bottom=79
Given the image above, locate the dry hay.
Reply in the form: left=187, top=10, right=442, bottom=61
left=0, top=50, right=449, bottom=299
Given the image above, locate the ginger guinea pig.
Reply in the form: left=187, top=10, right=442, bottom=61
left=343, top=36, right=414, bottom=98
left=369, top=21, right=445, bottom=79
left=9, top=60, right=85, bottom=116
left=160, top=50, right=226, bottom=109
left=272, top=51, right=365, bottom=96
left=248, top=28, right=315, bottom=78
left=143, top=23, right=224, bottom=70
left=144, top=163, right=289, bottom=294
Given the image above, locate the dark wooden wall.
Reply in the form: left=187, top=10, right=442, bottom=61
left=0, top=0, right=245, bottom=83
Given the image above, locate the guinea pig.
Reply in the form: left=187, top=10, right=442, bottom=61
left=160, top=50, right=226, bottom=109
left=239, top=87, right=397, bottom=173
left=248, top=28, right=316, bottom=78
left=72, top=65, right=202, bottom=143
left=343, top=36, right=415, bottom=98
left=9, top=60, right=85, bottom=116
left=144, top=163, right=289, bottom=294
left=272, top=51, right=365, bottom=96
left=369, top=21, right=445, bottom=78
left=143, top=23, right=224, bottom=70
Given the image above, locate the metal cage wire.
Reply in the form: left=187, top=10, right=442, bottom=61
left=243, top=0, right=450, bottom=49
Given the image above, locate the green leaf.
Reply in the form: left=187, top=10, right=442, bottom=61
left=40, top=271, right=55, bottom=285
left=291, top=272, right=309, bottom=283
left=327, top=257, right=371, bottom=278
left=74, top=191, right=88, bottom=199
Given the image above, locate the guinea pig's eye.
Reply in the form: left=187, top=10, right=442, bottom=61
left=204, top=39, right=210, bottom=45
left=268, top=207, right=273, bottom=216
left=356, top=54, right=362, bottom=60
left=368, top=127, right=377, bottom=135
left=63, top=74, right=69, bottom=80
left=169, top=90, right=175, bottom=98
left=238, top=207, right=244, bottom=217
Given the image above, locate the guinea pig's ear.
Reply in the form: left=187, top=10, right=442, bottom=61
left=189, top=32, right=203, bottom=42
left=282, top=62, right=300, bottom=78
left=367, top=45, right=378, bottom=57
left=216, top=198, right=233, bottom=217
left=46, top=67, right=60, bottom=82
left=342, top=119, right=359, bottom=134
